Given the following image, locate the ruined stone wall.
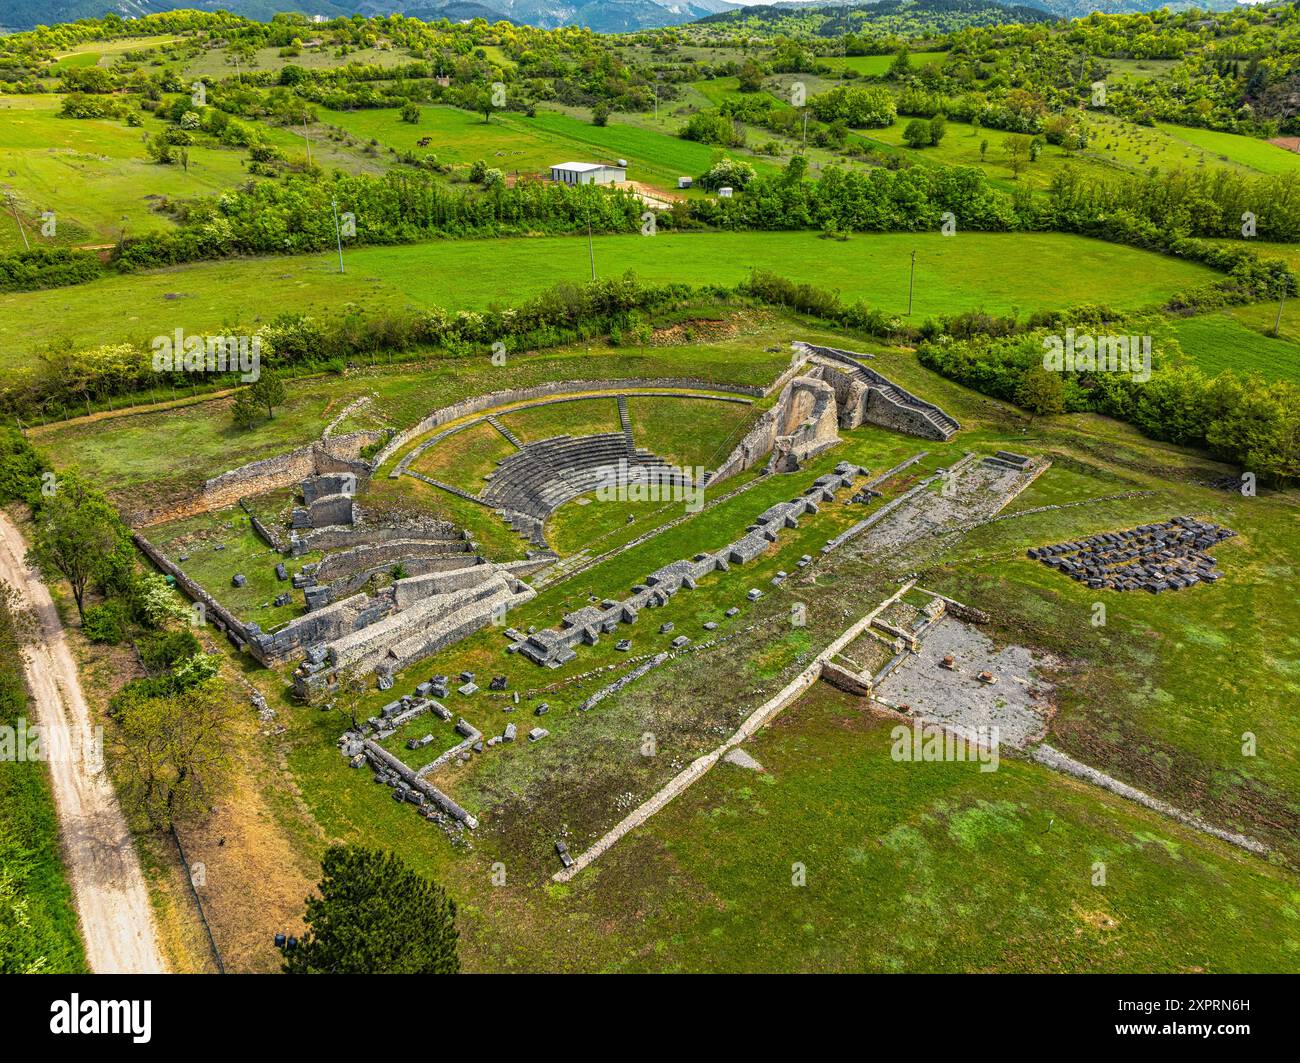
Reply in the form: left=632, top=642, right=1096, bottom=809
left=247, top=591, right=390, bottom=666
left=863, top=390, right=946, bottom=438
left=314, top=539, right=474, bottom=583
left=134, top=431, right=380, bottom=528
left=709, top=376, right=840, bottom=485
left=305, top=494, right=355, bottom=530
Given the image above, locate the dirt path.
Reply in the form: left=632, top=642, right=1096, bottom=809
left=0, top=513, right=165, bottom=973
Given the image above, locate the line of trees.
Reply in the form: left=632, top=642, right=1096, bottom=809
left=918, top=331, right=1300, bottom=486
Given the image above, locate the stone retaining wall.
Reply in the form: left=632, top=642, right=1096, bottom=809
left=376, top=378, right=763, bottom=471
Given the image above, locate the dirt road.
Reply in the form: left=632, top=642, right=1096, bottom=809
left=0, top=512, right=165, bottom=973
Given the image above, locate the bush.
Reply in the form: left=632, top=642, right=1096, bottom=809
left=808, top=85, right=896, bottom=129
left=698, top=157, right=756, bottom=191
left=903, top=119, right=931, bottom=148
left=82, top=601, right=127, bottom=644
left=0, top=248, right=103, bottom=293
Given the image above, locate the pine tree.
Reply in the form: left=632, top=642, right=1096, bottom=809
left=284, top=845, right=459, bottom=974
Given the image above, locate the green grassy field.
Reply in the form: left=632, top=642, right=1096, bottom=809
left=821, top=51, right=950, bottom=77
left=409, top=420, right=517, bottom=494
left=1154, top=122, right=1300, bottom=177
left=319, top=103, right=777, bottom=191
left=625, top=394, right=755, bottom=470
left=144, top=507, right=318, bottom=630
left=1, top=230, right=1219, bottom=366
left=1169, top=311, right=1300, bottom=381
left=497, top=396, right=621, bottom=443
left=0, top=94, right=378, bottom=251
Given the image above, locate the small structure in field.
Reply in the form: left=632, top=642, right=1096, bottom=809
left=549, top=162, right=626, bottom=186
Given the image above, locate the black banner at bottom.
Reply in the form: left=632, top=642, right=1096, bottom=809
left=1, top=972, right=1289, bottom=1050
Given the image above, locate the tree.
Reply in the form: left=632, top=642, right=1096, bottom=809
left=591, top=102, right=610, bottom=127
left=1016, top=365, right=1067, bottom=420
left=250, top=372, right=285, bottom=420
left=232, top=373, right=285, bottom=428
left=1004, top=134, right=1033, bottom=179
left=903, top=119, right=931, bottom=149
left=231, top=389, right=260, bottom=430
left=979, top=138, right=989, bottom=161
left=737, top=59, right=764, bottom=93
left=399, top=101, right=420, bottom=124
left=889, top=47, right=912, bottom=79
left=928, top=113, right=947, bottom=146
left=109, top=682, right=233, bottom=831
left=27, top=474, right=129, bottom=623
left=284, top=845, right=459, bottom=974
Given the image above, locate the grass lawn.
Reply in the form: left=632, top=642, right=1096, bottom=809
left=497, top=396, right=620, bottom=442
left=409, top=419, right=517, bottom=494
left=625, top=394, right=756, bottom=471
left=144, top=507, right=317, bottom=630
left=1154, top=122, right=1300, bottom=177
left=2, top=230, right=1219, bottom=366
left=821, top=51, right=949, bottom=77
left=1169, top=311, right=1300, bottom=382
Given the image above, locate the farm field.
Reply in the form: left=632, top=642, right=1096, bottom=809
left=1169, top=311, right=1300, bottom=381
left=821, top=50, right=950, bottom=76
left=0, top=230, right=1218, bottom=365
left=0, top=94, right=378, bottom=251
left=319, top=103, right=779, bottom=191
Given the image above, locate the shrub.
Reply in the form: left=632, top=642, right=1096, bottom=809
left=82, top=601, right=127, bottom=644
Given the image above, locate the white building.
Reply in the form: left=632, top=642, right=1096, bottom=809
left=549, top=162, right=627, bottom=186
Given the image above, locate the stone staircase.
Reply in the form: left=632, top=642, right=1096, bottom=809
left=870, top=382, right=960, bottom=440
left=486, top=415, right=525, bottom=449
left=617, top=395, right=634, bottom=452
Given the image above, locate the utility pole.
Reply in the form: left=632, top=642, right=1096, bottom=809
left=586, top=199, right=596, bottom=282
left=302, top=110, right=312, bottom=166
left=908, top=250, right=917, bottom=315
left=331, top=198, right=345, bottom=274
left=6, top=194, right=30, bottom=250
left=1273, top=289, right=1286, bottom=337
left=801, top=110, right=809, bottom=153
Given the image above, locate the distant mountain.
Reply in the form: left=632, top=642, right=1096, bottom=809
left=0, top=0, right=1244, bottom=35
left=0, top=0, right=738, bottom=33
left=695, top=0, right=1059, bottom=33
left=706, top=0, right=1239, bottom=20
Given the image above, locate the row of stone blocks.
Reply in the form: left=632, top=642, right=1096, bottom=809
left=509, top=461, right=867, bottom=667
